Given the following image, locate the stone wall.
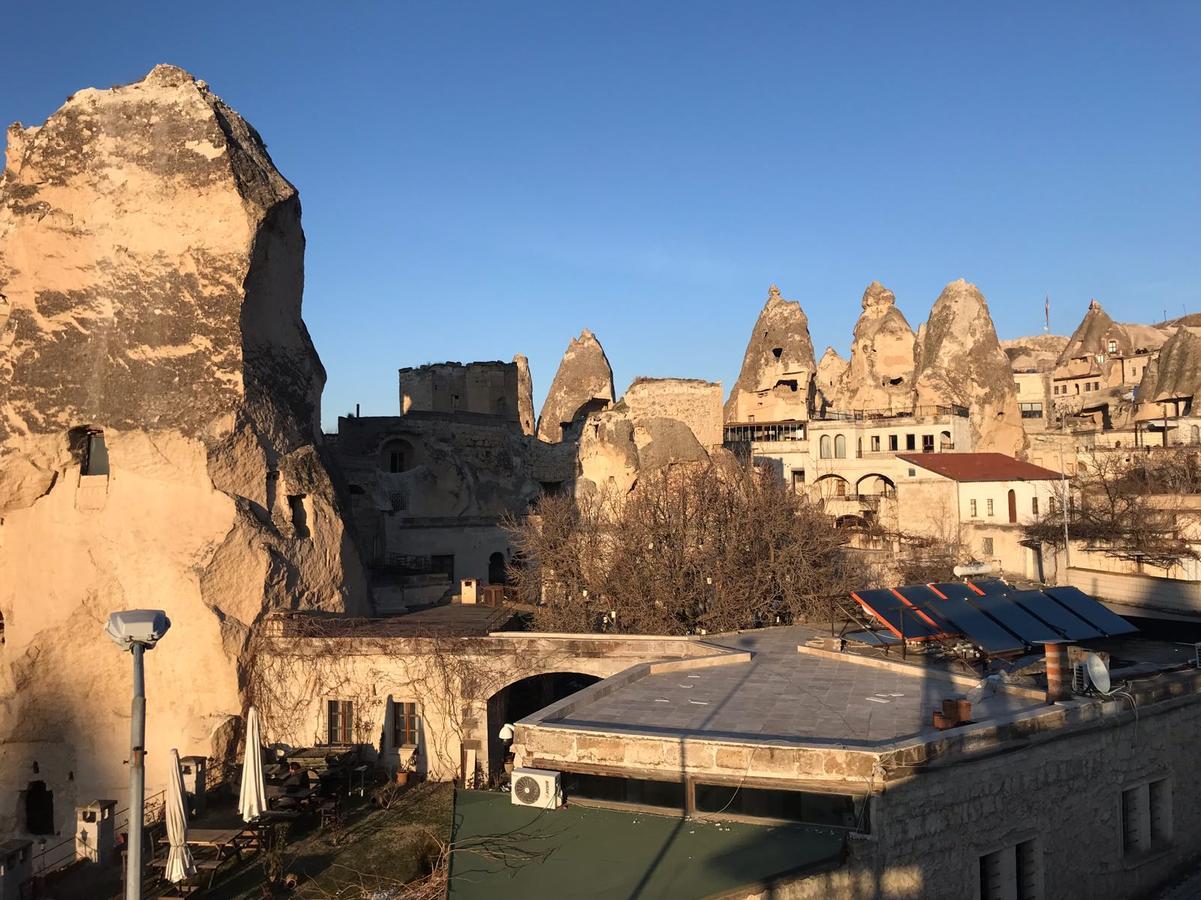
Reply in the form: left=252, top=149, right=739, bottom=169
left=621, top=378, right=723, bottom=448
left=399, top=361, right=521, bottom=421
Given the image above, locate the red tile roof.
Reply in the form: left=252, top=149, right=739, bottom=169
left=896, top=452, right=1062, bottom=483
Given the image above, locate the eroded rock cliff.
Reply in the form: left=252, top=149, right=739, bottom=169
left=0, top=65, right=368, bottom=835
left=913, top=280, right=1024, bottom=455
left=514, top=353, right=535, bottom=436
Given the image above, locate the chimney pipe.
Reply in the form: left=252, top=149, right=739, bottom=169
left=1044, top=642, right=1070, bottom=703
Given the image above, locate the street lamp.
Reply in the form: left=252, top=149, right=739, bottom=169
left=106, top=610, right=170, bottom=900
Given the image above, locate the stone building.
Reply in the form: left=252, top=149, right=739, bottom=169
left=0, top=66, right=369, bottom=837
left=504, top=622, right=1201, bottom=900
left=399, top=360, right=526, bottom=424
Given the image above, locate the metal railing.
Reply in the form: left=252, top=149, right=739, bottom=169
left=813, top=404, right=969, bottom=422
left=30, top=789, right=165, bottom=877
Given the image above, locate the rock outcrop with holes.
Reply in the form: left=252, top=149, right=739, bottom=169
left=0, top=65, right=369, bottom=836
left=536, top=330, right=615, bottom=443
left=725, top=285, right=816, bottom=423
left=815, top=346, right=848, bottom=412
left=841, top=282, right=917, bottom=412
left=514, top=353, right=535, bottom=436
left=913, top=280, right=1024, bottom=455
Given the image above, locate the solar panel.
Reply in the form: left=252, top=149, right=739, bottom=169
left=965, top=590, right=1063, bottom=646
left=891, top=585, right=958, bottom=634
left=969, top=580, right=1010, bottom=597
left=850, top=589, right=940, bottom=640
left=1006, top=590, right=1101, bottom=641
left=1045, top=586, right=1138, bottom=637
left=924, top=584, right=1024, bottom=654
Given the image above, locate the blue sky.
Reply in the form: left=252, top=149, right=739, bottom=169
left=3, top=2, right=1198, bottom=429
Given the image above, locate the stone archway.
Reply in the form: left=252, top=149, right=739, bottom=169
left=485, top=672, right=600, bottom=781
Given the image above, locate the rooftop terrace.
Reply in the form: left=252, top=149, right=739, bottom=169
left=531, top=626, right=1042, bottom=748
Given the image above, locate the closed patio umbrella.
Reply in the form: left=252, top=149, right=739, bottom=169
left=165, top=748, right=196, bottom=884
left=239, top=706, right=267, bottom=822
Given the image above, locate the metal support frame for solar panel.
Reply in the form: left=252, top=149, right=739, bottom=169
left=830, top=594, right=906, bottom=657
left=849, top=586, right=990, bottom=665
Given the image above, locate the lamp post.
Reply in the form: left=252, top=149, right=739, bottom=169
left=106, top=610, right=171, bottom=900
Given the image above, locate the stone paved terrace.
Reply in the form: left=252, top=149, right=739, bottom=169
left=534, top=626, right=1045, bottom=747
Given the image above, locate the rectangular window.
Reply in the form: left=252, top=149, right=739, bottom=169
left=871, top=435, right=881, bottom=452
left=982, top=537, right=994, bottom=556
left=326, top=699, right=353, bottom=744
left=970, top=499, right=978, bottom=517
left=561, top=771, right=685, bottom=812
left=922, top=434, right=935, bottom=453
left=888, top=435, right=898, bottom=451
left=1123, top=780, right=1172, bottom=856
left=392, top=701, right=420, bottom=746
left=980, top=839, right=1043, bottom=900
left=83, top=431, right=110, bottom=476
left=987, top=499, right=995, bottom=517
left=905, top=434, right=916, bottom=451
left=694, top=783, right=860, bottom=829
left=1031, top=497, right=1039, bottom=516
left=1020, top=403, right=1044, bottom=419
left=791, top=470, right=806, bottom=489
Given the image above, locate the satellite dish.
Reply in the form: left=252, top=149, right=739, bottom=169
left=1085, top=653, right=1111, bottom=694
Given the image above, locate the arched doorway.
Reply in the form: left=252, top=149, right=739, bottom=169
left=815, top=474, right=849, bottom=500
left=1008, top=489, right=1017, bottom=524
left=486, top=672, right=600, bottom=780
left=488, top=552, right=507, bottom=585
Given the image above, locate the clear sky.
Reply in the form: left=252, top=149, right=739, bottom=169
left=3, top=2, right=1198, bottom=429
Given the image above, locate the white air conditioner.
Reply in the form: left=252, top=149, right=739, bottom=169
left=510, top=767, right=562, bottom=809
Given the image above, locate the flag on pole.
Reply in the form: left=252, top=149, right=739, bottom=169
left=1044, top=295, right=1050, bottom=332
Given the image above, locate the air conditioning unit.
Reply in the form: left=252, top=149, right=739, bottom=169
left=510, top=767, right=562, bottom=809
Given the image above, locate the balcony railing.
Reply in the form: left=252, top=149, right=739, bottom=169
left=813, top=404, right=969, bottom=422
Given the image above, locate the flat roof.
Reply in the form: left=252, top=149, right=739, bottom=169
left=448, top=789, right=844, bottom=900
left=897, top=452, right=1062, bottom=482
left=533, top=627, right=1044, bottom=748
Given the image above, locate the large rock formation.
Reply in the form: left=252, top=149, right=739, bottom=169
left=913, top=280, right=1024, bottom=455
left=514, top=354, right=535, bottom=436
left=815, top=346, right=848, bottom=412
left=841, top=282, right=916, bottom=412
left=0, top=65, right=368, bottom=835
left=536, top=330, right=614, bottom=443
left=1135, top=327, right=1201, bottom=420
left=724, top=285, right=815, bottom=423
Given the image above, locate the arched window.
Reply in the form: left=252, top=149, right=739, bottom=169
left=1007, top=489, right=1017, bottom=524
left=834, top=435, right=846, bottom=459
left=380, top=438, right=416, bottom=473
left=488, top=552, right=507, bottom=585
left=819, top=435, right=832, bottom=459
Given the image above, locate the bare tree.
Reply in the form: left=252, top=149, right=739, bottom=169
left=1023, top=447, right=1201, bottom=569
left=504, top=457, right=854, bottom=634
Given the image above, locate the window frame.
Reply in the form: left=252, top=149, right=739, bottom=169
left=326, top=698, right=354, bottom=745
left=392, top=700, right=420, bottom=748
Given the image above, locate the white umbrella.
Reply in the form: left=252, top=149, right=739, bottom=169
left=165, top=748, right=196, bottom=884
left=239, top=706, right=267, bottom=822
